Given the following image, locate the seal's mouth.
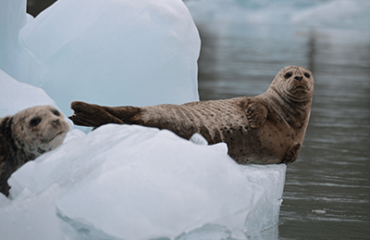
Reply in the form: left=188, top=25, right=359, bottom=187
left=291, top=85, right=310, bottom=93
left=47, top=131, right=67, bottom=143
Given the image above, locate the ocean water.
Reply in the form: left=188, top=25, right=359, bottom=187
left=184, top=0, right=370, bottom=239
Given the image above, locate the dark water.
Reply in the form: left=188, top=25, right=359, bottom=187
left=194, top=18, right=370, bottom=240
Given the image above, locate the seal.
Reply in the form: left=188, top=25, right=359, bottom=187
left=70, top=66, right=314, bottom=165
left=0, top=105, right=70, bottom=196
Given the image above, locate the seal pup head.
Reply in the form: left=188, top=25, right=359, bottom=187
left=10, top=106, right=70, bottom=160
left=270, top=66, right=314, bottom=103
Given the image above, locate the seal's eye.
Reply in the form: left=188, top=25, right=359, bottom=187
left=52, top=110, right=60, bottom=116
left=30, top=117, right=41, bottom=127
left=304, top=73, right=310, bottom=78
left=284, top=73, right=292, bottom=79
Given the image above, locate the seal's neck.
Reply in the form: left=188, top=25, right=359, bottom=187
left=265, top=86, right=312, bottom=127
left=8, top=121, right=35, bottom=166
left=12, top=136, right=36, bottom=162
left=270, top=86, right=311, bottom=108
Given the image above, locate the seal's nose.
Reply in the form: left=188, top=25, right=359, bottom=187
left=294, top=76, right=303, bottom=81
left=51, top=119, right=60, bottom=127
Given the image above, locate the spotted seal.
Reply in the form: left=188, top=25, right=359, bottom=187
left=0, top=106, right=70, bottom=196
left=70, top=66, right=314, bottom=165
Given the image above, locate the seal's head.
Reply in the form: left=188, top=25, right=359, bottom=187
left=271, top=66, right=314, bottom=103
left=10, top=106, right=70, bottom=160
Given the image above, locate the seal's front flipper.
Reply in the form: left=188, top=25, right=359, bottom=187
left=69, top=101, right=124, bottom=127
left=283, top=142, right=301, bottom=164
left=245, top=101, right=268, bottom=128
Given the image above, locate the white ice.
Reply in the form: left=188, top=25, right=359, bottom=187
left=0, top=0, right=287, bottom=239
left=1, top=123, right=285, bottom=240
left=19, top=0, right=200, bottom=116
left=1, top=0, right=200, bottom=117
left=0, top=70, right=57, bottom=117
left=8, top=125, right=257, bottom=239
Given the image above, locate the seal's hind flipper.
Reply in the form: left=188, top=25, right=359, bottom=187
left=99, top=105, right=142, bottom=124
left=69, top=101, right=124, bottom=127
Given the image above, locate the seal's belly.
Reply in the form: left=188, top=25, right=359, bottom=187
left=184, top=100, right=294, bottom=164
left=239, top=121, right=295, bottom=164
left=195, top=109, right=295, bottom=164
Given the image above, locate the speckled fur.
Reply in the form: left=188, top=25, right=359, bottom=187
left=0, top=106, right=69, bottom=196
left=70, top=66, right=314, bottom=165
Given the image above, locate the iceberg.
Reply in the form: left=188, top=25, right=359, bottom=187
left=1, top=0, right=200, bottom=116
left=0, top=0, right=40, bottom=86
left=0, top=69, right=58, bottom=118
left=2, top=123, right=285, bottom=240
left=0, top=187, right=64, bottom=240
left=243, top=165, right=285, bottom=232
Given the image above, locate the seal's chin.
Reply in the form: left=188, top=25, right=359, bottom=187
left=290, top=85, right=310, bottom=94
left=47, top=131, right=68, bottom=143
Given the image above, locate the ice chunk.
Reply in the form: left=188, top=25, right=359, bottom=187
left=0, top=0, right=41, bottom=84
left=0, top=193, right=10, bottom=207
left=18, top=0, right=200, bottom=116
left=2, top=122, right=286, bottom=239
left=1, top=0, right=200, bottom=117
left=175, top=224, right=232, bottom=240
left=0, top=69, right=58, bottom=117
left=8, top=124, right=264, bottom=240
left=0, top=0, right=27, bottom=79
left=242, top=164, right=286, bottom=231
left=189, top=132, right=208, bottom=145
left=0, top=187, right=64, bottom=240
left=177, top=223, right=279, bottom=240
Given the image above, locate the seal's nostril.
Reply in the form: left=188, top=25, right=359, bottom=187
left=295, top=76, right=303, bottom=81
left=52, top=119, right=60, bottom=125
